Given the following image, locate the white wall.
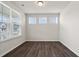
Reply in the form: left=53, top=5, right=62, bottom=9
left=26, top=14, right=59, bottom=41
left=1, top=1, right=79, bottom=57
left=0, top=2, right=26, bottom=56
left=60, top=2, right=79, bottom=56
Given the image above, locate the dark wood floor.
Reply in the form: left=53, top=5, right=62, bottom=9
left=3, top=41, right=77, bottom=57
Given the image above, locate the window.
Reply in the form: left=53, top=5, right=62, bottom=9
left=12, top=11, right=21, bottom=36
left=0, top=4, right=10, bottom=41
left=0, top=4, right=2, bottom=22
left=39, top=17, right=47, bottom=24
left=49, top=16, right=58, bottom=24
left=29, top=17, right=36, bottom=24
left=0, top=4, right=2, bottom=40
left=0, top=2, right=21, bottom=42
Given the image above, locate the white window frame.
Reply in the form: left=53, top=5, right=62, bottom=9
left=39, top=17, right=47, bottom=24
left=29, top=16, right=36, bottom=24
left=0, top=2, right=21, bottom=42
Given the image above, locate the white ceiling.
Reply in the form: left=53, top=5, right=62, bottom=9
left=12, top=1, right=71, bottom=13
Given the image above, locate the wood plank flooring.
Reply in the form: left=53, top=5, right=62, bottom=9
left=3, top=41, right=78, bottom=57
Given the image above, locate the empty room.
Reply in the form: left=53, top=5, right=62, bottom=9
left=0, top=0, right=79, bottom=57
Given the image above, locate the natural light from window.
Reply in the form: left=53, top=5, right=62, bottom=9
left=29, top=17, right=36, bottom=24
left=39, top=17, right=47, bottom=24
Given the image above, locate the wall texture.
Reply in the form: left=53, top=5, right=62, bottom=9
left=26, top=14, right=59, bottom=41
left=0, top=2, right=26, bottom=56
left=60, top=2, right=79, bottom=56
left=1, top=1, right=79, bottom=57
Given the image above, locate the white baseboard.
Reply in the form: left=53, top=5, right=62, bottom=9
left=0, top=41, right=26, bottom=57
left=2, top=40, right=78, bottom=57
left=26, top=40, right=59, bottom=41
left=60, top=40, right=79, bottom=56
